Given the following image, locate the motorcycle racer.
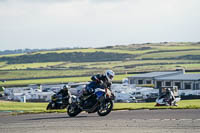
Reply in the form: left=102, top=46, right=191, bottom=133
left=79, top=70, right=115, bottom=102
left=57, top=85, right=70, bottom=98
left=85, top=70, right=114, bottom=95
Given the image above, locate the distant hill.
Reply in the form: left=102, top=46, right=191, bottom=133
left=1, top=42, right=200, bottom=64
left=0, top=47, right=81, bottom=56
left=0, top=49, right=41, bottom=55
left=1, top=42, right=200, bottom=82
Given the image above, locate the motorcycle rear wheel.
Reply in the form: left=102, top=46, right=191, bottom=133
left=97, top=100, right=113, bottom=116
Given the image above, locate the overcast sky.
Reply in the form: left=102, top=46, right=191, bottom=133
left=0, top=0, right=200, bottom=50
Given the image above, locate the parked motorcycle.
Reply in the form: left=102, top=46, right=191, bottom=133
left=67, top=88, right=115, bottom=117
left=46, top=93, right=70, bottom=110
left=155, top=93, right=181, bottom=106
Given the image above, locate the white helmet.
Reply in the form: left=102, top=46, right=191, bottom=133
left=105, top=70, right=115, bottom=82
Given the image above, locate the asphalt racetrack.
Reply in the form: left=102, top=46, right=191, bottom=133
left=0, top=109, right=200, bottom=133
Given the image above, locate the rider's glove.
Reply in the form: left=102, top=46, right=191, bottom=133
left=87, top=88, right=94, bottom=94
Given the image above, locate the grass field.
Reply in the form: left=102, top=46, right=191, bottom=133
left=0, top=59, right=200, bottom=79
left=0, top=100, right=199, bottom=114
left=0, top=74, right=133, bottom=87
left=33, top=48, right=154, bottom=55
left=136, top=50, right=200, bottom=59
left=0, top=76, right=91, bottom=87
left=0, top=62, right=65, bottom=70
left=0, top=42, right=200, bottom=87
left=1, top=70, right=200, bottom=87
left=150, top=44, right=200, bottom=51
left=0, top=70, right=94, bottom=80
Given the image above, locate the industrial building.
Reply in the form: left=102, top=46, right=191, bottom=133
left=128, top=69, right=200, bottom=90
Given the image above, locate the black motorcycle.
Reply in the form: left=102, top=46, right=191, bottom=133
left=67, top=88, right=115, bottom=117
left=46, top=93, right=70, bottom=110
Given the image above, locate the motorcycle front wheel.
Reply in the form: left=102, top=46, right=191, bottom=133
left=46, top=103, right=53, bottom=110
left=97, top=99, right=113, bottom=116
left=67, top=104, right=82, bottom=117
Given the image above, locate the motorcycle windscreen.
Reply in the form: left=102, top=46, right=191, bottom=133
left=95, top=91, right=105, bottom=99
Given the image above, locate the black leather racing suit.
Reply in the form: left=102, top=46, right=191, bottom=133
left=85, top=74, right=112, bottom=95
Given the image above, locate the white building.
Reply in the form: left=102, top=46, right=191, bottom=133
left=128, top=69, right=200, bottom=98
left=128, top=69, right=200, bottom=90
left=155, top=73, right=200, bottom=90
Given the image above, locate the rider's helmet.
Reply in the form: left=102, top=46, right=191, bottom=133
left=63, top=85, right=70, bottom=90
left=166, top=88, right=171, bottom=95
left=105, top=70, right=115, bottom=82
left=166, top=88, right=170, bottom=92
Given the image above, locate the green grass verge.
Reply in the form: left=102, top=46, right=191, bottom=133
left=114, top=99, right=200, bottom=110
left=0, top=99, right=200, bottom=115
